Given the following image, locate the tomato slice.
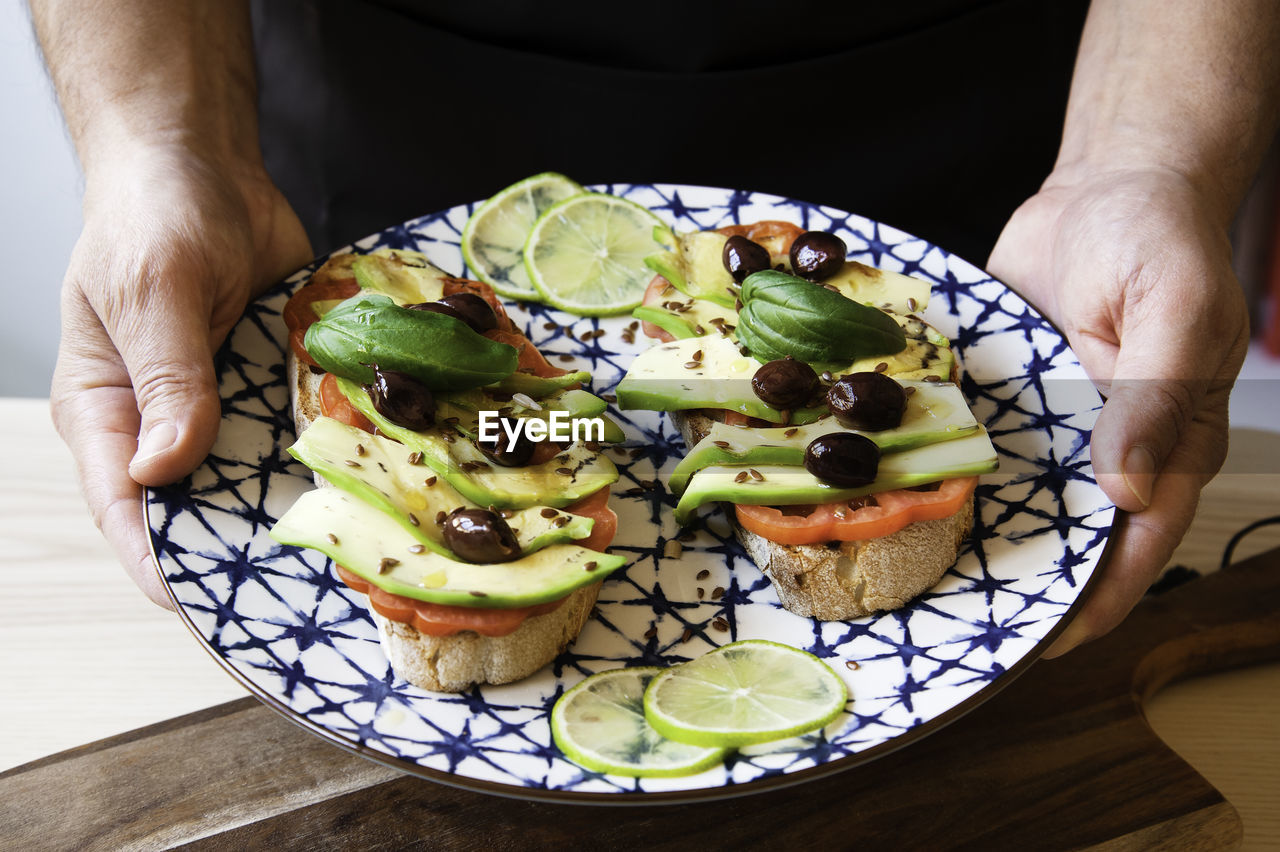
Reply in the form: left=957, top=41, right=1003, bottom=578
left=640, top=274, right=677, bottom=342
left=484, top=329, right=570, bottom=378
left=318, top=372, right=375, bottom=433
left=564, top=486, right=617, bottom=552
left=715, top=220, right=805, bottom=262
left=335, top=565, right=566, bottom=637
left=734, top=477, right=977, bottom=545
left=443, top=277, right=516, bottom=332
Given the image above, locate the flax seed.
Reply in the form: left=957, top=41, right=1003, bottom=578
left=378, top=557, right=399, bottom=574
left=696, top=569, right=710, bottom=580
left=326, top=533, right=339, bottom=545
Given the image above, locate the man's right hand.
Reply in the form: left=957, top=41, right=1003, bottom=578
left=50, top=144, right=311, bottom=606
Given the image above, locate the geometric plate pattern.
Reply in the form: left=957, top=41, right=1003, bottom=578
left=148, top=184, right=1114, bottom=801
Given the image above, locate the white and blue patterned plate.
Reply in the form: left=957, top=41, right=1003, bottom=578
left=148, top=184, right=1114, bottom=802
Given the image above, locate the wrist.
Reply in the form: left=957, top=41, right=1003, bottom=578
left=1041, top=152, right=1237, bottom=233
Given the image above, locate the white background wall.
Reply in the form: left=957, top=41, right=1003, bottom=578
left=0, top=1, right=82, bottom=397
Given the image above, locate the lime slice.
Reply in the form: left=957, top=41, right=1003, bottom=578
left=552, top=667, right=727, bottom=777
left=642, top=640, right=848, bottom=748
left=524, top=193, right=672, bottom=316
left=461, top=172, right=584, bottom=300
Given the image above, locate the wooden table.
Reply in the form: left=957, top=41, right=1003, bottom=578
left=2, top=397, right=1278, bottom=848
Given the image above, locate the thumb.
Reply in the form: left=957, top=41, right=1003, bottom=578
left=115, top=289, right=224, bottom=486
left=1089, top=318, right=1220, bottom=514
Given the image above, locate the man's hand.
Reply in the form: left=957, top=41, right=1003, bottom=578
left=988, top=166, right=1248, bottom=655
left=50, top=147, right=311, bottom=606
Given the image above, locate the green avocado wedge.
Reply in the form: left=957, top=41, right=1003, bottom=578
left=287, top=417, right=596, bottom=558
left=438, top=387, right=626, bottom=445
left=351, top=248, right=452, bottom=305
left=631, top=297, right=738, bottom=341
left=338, top=378, right=619, bottom=509
left=270, top=488, right=624, bottom=608
left=615, top=335, right=827, bottom=425
left=671, top=427, right=998, bottom=525
left=666, top=381, right=981, bottom=495
left=643, top=230, right=738, bottom=308
left=489, top=369, right=592, bottom=398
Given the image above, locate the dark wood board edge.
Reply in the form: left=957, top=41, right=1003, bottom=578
left=4, top=548, right=1276, bottom=850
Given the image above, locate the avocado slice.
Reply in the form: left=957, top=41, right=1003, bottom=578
left=632, top=297, right=738, bottom=341
left=825, top=261, right=931, bottom=315
left=643, top=230, right=737, bottom=308
left=288, top=417, right=596, bottom=557
left=615, top=335, right=827, bottom=425
left=671, top=427, right=998, bottom=525
left=338, top=378, right=619, bottom=509
left=351, top=248, right=451, bottom=305
left=270, top=488, right=624, bottom=608
left=489, top=369, right=591, bottom=398
left=666, top=381, right=981, bottom=494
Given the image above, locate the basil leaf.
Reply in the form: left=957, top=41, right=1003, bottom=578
left=304, top=293, right=518, bottom=390
left=738, top=270, right=906, bottom=363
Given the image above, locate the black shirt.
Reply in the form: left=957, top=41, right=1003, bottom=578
left=252, top=0, right=1090, bottom=265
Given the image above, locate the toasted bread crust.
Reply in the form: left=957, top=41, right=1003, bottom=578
left=374, top=584, right=599, bottom=693
left=670, top=410, right=972, bottom=620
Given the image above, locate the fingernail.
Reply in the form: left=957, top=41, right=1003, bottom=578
left=1122, top=445, right=1156, bottom=508
left=132, top=421, right=178, bottom=467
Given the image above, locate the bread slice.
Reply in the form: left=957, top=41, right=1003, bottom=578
left=285, top=264, right=602, bottom=692
left=671, top=410, right=973, bottom=620
left=374, top=584, right=599, bottom=692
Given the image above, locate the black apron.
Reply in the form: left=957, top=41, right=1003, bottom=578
left=252, top=0, right=1089, bottom=266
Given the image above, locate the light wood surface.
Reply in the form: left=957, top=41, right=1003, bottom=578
left=1, top=396, right=1277, bottom=845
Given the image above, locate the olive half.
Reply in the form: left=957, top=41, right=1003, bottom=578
left=476, top=417, right=537, bottom=467
left=407, top=292, right=498, bottom=334
left=803, top=432, right=880, bottom=487
left=827, top=372, right=907, bottom=431
left=366, top=366, right=436, bottom=431
left=789, top=231, right=847, bottom=281
left=722, top=235, right=772, bottom=283
left=751, top=356, right=819, bottom=410
left=441, top=507, right=521, bottom=563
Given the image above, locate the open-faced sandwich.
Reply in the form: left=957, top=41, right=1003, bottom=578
left=616, top=222, right=998, bottom=620
left=271, top=249, right=624, bottom=692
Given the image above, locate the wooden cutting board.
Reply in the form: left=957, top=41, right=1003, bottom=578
left=3, top=547, right=1277, bottom=851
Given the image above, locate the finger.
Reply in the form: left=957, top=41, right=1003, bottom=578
left=1089, top=283, right=1240, bottom=512
left=52, top=302, right=175, bottom=610
left=95, top=264, right=224, bottom=487
left=1043, top=417, right=1215, bottom=658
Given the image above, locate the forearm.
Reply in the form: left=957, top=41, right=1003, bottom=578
left=1054, top=0, right=1280, bottom=224
left=30, top=0, right=261, bottom=180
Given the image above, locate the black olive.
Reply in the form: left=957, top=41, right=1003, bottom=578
left=827, top=372, right=907, bottom=431
left=476, top=417, right=537, bottom=467
left=441, top=508, right=521, bottom=563
left=789, top=231, right=847, bottom=281
left=366, top=367, right=435, bottom=431
left=804, top=433, right=880, bottom=487
left=406, top=292, right=498, bottom=334
left=751, top=357, right=819, bottom=409
left=722, top=235, right=772, bottom=283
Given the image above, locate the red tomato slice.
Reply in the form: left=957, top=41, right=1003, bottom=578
left=715, top=220, right=804, bottom=261
left=443, top=277, right=516, bottom=332
left=318, top=372, right=375, bottom=433
left=564, top=486, right=617, bottom=552
left=485, top=329, right=570, bottom=379
left=734, top=477, right=977, bottom=545
left=640, top=274, right=677, bottom=342
left=335, top=565, right=567, bottom=637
